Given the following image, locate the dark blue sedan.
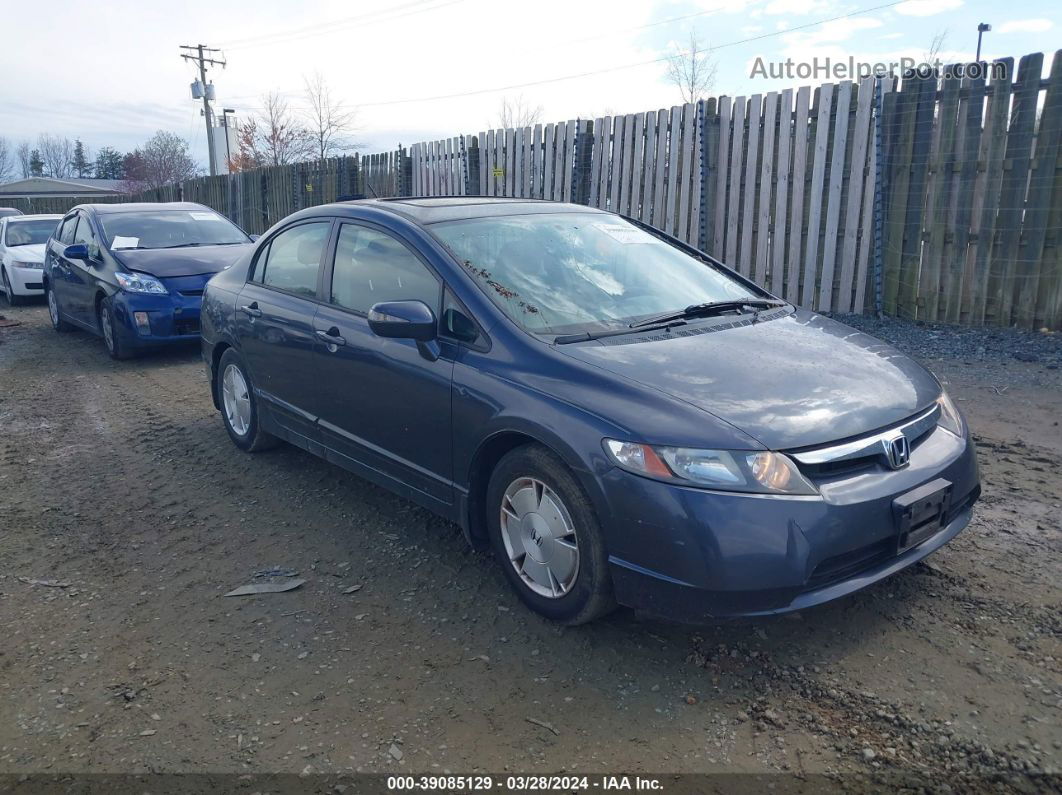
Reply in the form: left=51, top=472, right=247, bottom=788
left=201, top=198, right=980, bottom=624
left=43, top=202, right=253, bottom=359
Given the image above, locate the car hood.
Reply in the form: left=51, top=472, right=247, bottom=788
left=112, top=244, right=251, bottom=278
left=555, top=309, right=941, bottom=450
left=8, top=243, right=45, bottom=262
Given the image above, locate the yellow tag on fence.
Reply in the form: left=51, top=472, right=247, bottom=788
left=492, top=168, right=504, bottom=178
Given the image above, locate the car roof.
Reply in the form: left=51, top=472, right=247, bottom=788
left=334, top=197, right=608, bottom=225
left=79, top=202, right=213, bottom=215
left=6, top=214, right=62, bottom=221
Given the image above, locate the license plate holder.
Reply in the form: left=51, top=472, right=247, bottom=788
left=893, top=478, right=952, bottom=553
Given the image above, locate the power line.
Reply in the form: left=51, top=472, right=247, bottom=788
left=353, top=1, right=906, bottom=108
left=218, top=0, right=462, bottom=51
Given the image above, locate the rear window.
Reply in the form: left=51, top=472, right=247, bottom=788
left=100, top=209, right=249, bottom=250
left=5, top=219, right=59, bottom=246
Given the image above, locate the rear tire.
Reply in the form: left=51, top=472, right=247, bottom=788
left=46, top=283, right=73, bottom=332
left=487, top=444, right=616, bottom=625
left=99, top=296, right=133, bottom=360
left=2, top=268, right=23, bottom=306
left=218, top=348, right=277, bottom=452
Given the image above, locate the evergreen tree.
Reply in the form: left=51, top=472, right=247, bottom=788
left=93, top=147, right=125, bottom=180
left=29, top=149, right=44, bottom=176
left=71, top=139, right=92, bottom=178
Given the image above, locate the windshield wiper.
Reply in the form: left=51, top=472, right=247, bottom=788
left=158, top=242, right=202, bottom=249
left=554, top=320, right=687, bottom=345
left=629, top=299, right=786, bottom=329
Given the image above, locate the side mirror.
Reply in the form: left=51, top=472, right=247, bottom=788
left=368, top=300, right=437, bottom=342
left=63, top=243, right=89, bottom=261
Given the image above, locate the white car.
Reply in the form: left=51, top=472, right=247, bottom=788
left=0, top=214, right=61, bottom=305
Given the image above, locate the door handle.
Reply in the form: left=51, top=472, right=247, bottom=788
left=240, top=303, right=262, bottom=318
left=315, top=329, right=347, bottom=347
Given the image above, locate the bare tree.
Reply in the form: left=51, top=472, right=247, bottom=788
left=16, top=142, right=32, bottom=177
left=923, top=29, right=948, bottom=65
left=494, top=95, right=543, bottom=129
left=38, top=134, right=75, bottom=178
left=665, top=31, right=717, bottom=104
left=236, top=92, right=314, bottom=167
left=0, top=137, right=12, bottom=183
left=303, top=72, right=359, bottom=161
left=122, top=130, right=199, bottom=192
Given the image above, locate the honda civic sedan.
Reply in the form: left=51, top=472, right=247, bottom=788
left=201, top=198, right=979, bottom=625
left=43, top=202, right=253, bottom=358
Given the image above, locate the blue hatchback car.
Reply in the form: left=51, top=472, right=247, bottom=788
left=43, top=202, right=253, bottom=358
left=201, top=198, right=980, bottom=625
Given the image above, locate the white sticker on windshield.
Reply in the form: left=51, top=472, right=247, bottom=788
left=111, top=236, right=139, bottom=249
left=189, top=212, right=216, bottom=221
left=594, top=223, right=654, bottom=245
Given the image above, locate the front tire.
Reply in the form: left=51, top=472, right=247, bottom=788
left=2, top=268, right=23, bottom=306
left=46, top=283, right=73, bottom=332
left=487, top=444, right=616, bottom=625
left=99, top=296, right=132, bottom=360
left=218, top=348, right=277, bottom=452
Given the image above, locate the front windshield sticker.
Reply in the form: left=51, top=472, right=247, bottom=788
left=111, top=236, right=139, bottom=249
left=189, top=212, right=216, bottom=221
left=593, top=223, right=655, bottom=245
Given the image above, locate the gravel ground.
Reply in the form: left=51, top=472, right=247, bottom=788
left=0, top=303, right=1059, bottom=790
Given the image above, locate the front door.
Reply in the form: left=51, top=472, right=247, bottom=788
left=65, top=212, right=101, bottom=325
left=313, top=221, right=455, bottom=507
left=235, top=219, right=333, bottom=446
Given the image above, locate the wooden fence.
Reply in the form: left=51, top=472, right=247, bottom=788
left=9, top=49, right=1060, bottom=328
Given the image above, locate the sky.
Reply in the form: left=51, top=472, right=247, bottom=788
left=0, top=0, right=1058, bottom=171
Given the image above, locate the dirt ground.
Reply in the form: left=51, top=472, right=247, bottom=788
left=0, top=302, right=1059, bottom=788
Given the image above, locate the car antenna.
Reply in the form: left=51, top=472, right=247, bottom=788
left=364, top=179, right=379, bottom=199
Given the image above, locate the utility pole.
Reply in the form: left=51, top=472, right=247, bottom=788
left=180, top=44, right=226, bottom=176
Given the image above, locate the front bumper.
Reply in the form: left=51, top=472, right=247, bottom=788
left=7, top=265, right=45, bottom=295
left=600, top=424, right=980, bottom=621
left=110, top=275, right=206, bottom=348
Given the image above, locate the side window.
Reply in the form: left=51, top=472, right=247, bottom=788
left=330, top=224, right=440, bottom=314
left=72, top=214, right=96, bottom=245
left=257, top=222, right=330, bottom=298
left=59, top=215, right=78, bottom=244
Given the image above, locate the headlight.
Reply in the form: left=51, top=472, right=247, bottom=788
left=114, top=271, right=168, bottom=294
left=12, top=260, right=42, bottom=270
left=604, top=439, right=817, bottom=495
left=936, top=390, right=964, bottom=437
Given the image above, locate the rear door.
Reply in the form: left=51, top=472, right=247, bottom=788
left=235, top=219, right=333, bottom=446
left=312, top=220, right=455, bottom=507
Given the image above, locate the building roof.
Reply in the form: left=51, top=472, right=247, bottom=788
left=0, top=177, right=126, bottom=197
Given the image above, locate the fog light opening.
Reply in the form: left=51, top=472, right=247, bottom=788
left=134, top=312, right=151, bottom=334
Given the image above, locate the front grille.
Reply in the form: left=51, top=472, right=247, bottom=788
left=807, top=538, right=895, bottom=589
left=174, top=318, right=200, bottom=335
left=805, top=486, right=979, bottom=591
left=179, top=289, right=204, bottom=297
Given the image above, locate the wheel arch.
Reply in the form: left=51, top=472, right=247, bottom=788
left=463, top=426, right=607, bottom=550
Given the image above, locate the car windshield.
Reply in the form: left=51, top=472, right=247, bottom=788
left=430, top=212, right=759, bottom=335
left=5, top=219, right=59, bottom=246
left=100, top=209, right=249, bottom=250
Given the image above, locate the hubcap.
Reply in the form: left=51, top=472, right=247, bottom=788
left=48, top=289, right=58, bottom=323
left=222, top=364, right=252, bottom=437
left=500, top=477, right=579, bottom=599
left=100, top=305, right=114, bottom=350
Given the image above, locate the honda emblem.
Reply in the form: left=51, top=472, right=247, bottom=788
left=884, top=434, right=911, bottom=469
